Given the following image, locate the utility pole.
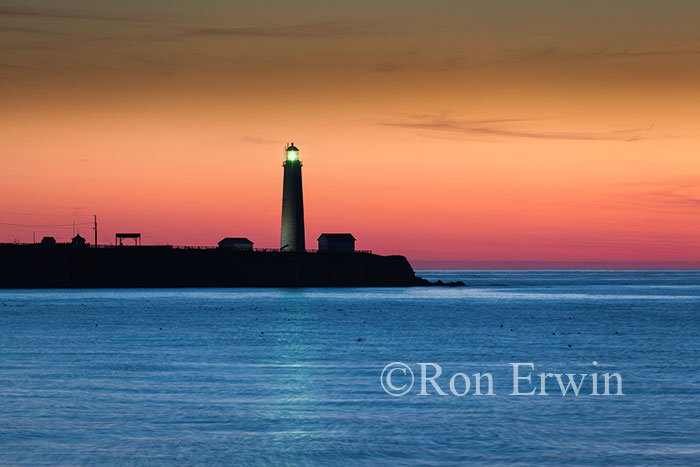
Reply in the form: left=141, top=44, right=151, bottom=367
left=93, top=215, right=98, bottom=247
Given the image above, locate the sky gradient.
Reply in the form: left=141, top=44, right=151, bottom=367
left=2, top=1, right=700, bottom=268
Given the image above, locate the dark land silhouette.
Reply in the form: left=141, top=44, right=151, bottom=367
left=0, top=243, right=461, bottom=288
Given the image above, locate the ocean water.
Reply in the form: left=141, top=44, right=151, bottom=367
left=0, top=270, right=699, bottom=465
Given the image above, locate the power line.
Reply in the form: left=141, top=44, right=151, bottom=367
left=0, top=211, right=88, bottom=217
left=0, top=222, right=94, bottom=228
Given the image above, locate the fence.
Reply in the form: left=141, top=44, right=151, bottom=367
left=2, top=243, right=372, bottom=254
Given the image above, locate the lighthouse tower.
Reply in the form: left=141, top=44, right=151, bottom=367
left=280, top=143, right=305, bottom=252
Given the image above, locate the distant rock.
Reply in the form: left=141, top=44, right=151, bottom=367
left=420, top=278, right=466, bottom=287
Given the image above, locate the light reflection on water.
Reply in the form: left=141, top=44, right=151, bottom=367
left=0, top=270, right=699, bottom=465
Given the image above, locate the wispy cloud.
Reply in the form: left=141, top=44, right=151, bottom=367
left=240, top=136, right=280, bottom=145
left=603, top=176, right=700, bottom=218
left=0, top=6, right=150, bottom=22
left=371, top=46, right=700, bottom=74
left=383, top=115, right=651, bottom=142
left=557, top=47, right=700, bottom=61
left=481, top=47, right=700, bottom=72
left=179, top=21, right=375, bottom=39
left=128, top=55, right=175, bottom=75
left=639, top=188, right=700, bottom=207
left=0, top=16, right=376, bottom=57
left=617, top=177, right=700, bottom=209
left=652, top=193, right=700, bottom=206
left=0, top=24, right=69, bottom=34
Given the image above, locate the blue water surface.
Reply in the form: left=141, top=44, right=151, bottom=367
left=0, top=270, right=699, bottom=465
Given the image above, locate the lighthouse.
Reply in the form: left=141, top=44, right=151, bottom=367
left=280, top=143, right=305, bottom=252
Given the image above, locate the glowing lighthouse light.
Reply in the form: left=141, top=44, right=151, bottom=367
left=286, top=143, right=299, bottom=161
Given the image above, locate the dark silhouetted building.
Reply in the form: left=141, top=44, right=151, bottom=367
left=71, top=234, right=86, bottom=246
left=218, top=237, right=254, bottom=251
left=280, top=143, right=305, bottom=252
left=41, top=236, right=56, bottom=246
left=318, top=233, right=355, bottom=253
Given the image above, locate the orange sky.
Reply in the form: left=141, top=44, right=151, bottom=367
left=1, top=1, right=699, bottom=267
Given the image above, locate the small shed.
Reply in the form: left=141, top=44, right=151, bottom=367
left=318, top=233, right=355, bottom=253
left=40, top=236, right=56, bottom=246
left=71, top=234, right=86, bottom=246
left=218, top=237, right=254, bottom=251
